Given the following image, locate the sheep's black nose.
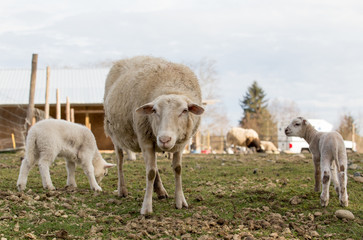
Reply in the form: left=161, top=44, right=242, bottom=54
left=284, top=128, right=288, bottom=134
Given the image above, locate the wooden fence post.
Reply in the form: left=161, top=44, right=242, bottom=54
left=26, top=53, right=38, bottom=133
left=70, top=108, right=75, bottom=123
left=56, top=88, right=61, bottom=119
left=11, top=133, right=16, bottom=149
left=45, top=66, right=50, bottom=119
left=66, top=97, right=70, bottom=121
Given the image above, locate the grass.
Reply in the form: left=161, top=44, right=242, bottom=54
left=0, top=151, right=362, bottom=239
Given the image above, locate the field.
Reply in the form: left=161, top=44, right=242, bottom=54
left=0, top=151, right=362, bottom=240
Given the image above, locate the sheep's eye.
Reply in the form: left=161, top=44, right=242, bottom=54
left=295, top=123, right=300, bottom=126
left=182, top=109, right=188, bottom=114
left=152, top=108, right=156, bottom=114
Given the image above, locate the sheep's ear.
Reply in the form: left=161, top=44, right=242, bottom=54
left=188, top=103, right=204, bottom=115
left=302, top=119, right=307, bottom=125
left=135, top=103, right=154, bottom=115
left=104, top=163, right=116, bottom=169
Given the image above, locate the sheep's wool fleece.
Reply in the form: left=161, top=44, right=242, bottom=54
left=103, top=56, right=202, bottom=152
left=226, top=127, right=259, bottom=146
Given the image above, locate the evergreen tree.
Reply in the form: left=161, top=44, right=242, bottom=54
left=239, top=81, right=277, bottom=143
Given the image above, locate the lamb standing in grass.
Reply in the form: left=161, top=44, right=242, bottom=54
left=104, top=56, right=204, bottom=214
left=285, top=117, right=348, bottom=207
left=17, top=119, right=115, bottom=192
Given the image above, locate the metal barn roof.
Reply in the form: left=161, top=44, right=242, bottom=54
left=0, top=68, right=110, bottom=105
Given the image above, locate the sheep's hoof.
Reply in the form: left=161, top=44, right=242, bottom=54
left=320, top=198, right=329, bottom=207
left=92, top=186, right=102, bottom=192
left=118, top=187, right=128, bottom=197
left=45, top=186, right=56, bottom=191
left=155, top=189, right=169, bottom=199
left=17, top=184, right=25, bottom=192
left=140, top=207, right=153, bottom=215
left=340, top=198, right=348, bottom=207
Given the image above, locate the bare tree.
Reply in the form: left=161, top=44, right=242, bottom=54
left=269, top=98, right=301, bottom=125
left=189, top=58, right=230, bottom=135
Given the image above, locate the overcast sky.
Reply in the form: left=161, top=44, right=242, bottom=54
left=1, top=0, right=363, bottom=132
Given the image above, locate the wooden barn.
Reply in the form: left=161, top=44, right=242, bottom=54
left=0, top=68, right=114, bottom=151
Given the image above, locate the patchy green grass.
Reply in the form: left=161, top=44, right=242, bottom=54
left=0, top=151, right=362, bottom=239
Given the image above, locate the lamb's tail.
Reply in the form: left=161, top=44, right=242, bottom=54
left=24, top=131, right=38, bottom=166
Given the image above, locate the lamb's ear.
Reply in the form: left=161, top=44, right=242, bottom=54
left=302, top=119, right=307, bottom=125
left=188, top=103, right=204, bottom=115
left=104, top=163, right=116, bottom=169
left=135, top=103, right=154, bottom=115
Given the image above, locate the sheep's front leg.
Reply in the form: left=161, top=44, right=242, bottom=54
left=66, top=160, right=77, bottom=188
left=173, top=151, right=188, bottom=209
left=116, top=146, right=128, bottom=197
left=141, top=145, right=157, bottom=215
left=82, top=162, right=102, bottom=192
left=313, top=155, right=321, bottom=192
left=38, top=155, right=55, bottom=190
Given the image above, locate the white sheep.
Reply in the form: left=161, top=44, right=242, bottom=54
left=17, top=119, right=115, bottom=192
left=103, top=56, right=204, bottom=214
left=260, top=140, right=280, bottom=154
left=285, top=117, right=348, bottom=207
left=226, top=127, right=262, bottom=153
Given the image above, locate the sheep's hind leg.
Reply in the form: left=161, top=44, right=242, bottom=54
left=17, top=158, right=32, bottom=191
left=320, top=159, right=331, bottom=207
left=154, top=169, right=169, bottom=199
left=116, top=146, right=128, bottom=197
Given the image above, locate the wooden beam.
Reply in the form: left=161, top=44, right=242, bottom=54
left=45, top=66, right=50, bottom=119
left=26, top=53, right=38, bottom=132
left=75, top=109, right=104, bottom=114
left=56, top=88, right=61, bottom=119
left=66, top=97, right=70, bottom=121
left=11, top=133, right=16, bottom=149
left=71, top=108, right=75, bottom=123
left=85, top=112, right=90, bottom=129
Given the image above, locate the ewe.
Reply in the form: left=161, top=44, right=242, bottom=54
left=226, top=127, right=263, bottom=153
left=103, top=56, right=204, bottom=214
left=285, top=117, right=348, bottom=207
left=17, top=119, right=115, bottom=192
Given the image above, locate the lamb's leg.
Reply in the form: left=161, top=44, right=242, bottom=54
left=115, top=146, right=128, bottom=197
left=173, top=151, right=188, bottom=209
left=313, top=155, right=321, bottom=192
left=140, top=145, right=157, bottom=215
left=38, top=154, right=55, bottom=190
left=330, top=162, right=339, bottom=195
left=66, top=159, right=77, bottom=188
left=320, top=159, right=331, bottom=207
left=81, top=162, right=102, bottom=191
left=338, top=156, right=348, bottom=207
left=17, top=158, right=32, bottom=191
left=153, top=169, right=169, bottom=199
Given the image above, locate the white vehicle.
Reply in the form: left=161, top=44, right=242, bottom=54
left=278, top=119, right=356, bottom=153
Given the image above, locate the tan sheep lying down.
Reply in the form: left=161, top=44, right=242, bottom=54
left=285, top=117, right=348, bottom=207
left=103, top=56, right=204, bottom=214
left=260, top=140, right=280, bottom=154
left=17, top=119, right=115, bottom=192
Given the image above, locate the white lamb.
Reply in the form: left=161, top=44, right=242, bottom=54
left=226, top=127, right=263, bottom=153
left=260, top=140, right=280, bottom=154
left=285, top=117, right=348, bottom=207
left=104, top=56, right=204, bottom=214
left=17, top=119, right=115, bottom=192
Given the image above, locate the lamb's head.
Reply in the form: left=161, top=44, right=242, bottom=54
left=93, top=155, right=116, bottom=183
left=285, top=117, right=308, bottom=137
left=136, top=94, right=204, bottom=151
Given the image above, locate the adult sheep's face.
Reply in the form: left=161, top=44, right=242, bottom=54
left=136, top=95, right=204, bottom=151
left=285, top=117, right=307, bottom=138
